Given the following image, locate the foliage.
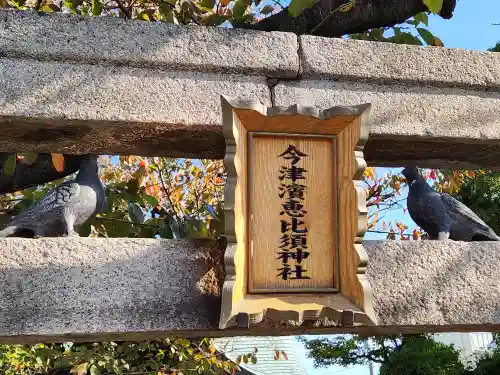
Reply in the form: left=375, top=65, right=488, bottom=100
left=463, top=334, right=500, bottom=375
left=378, top=335, right=465, bottom=375
left=487, top=41, right=500, bottom=52
left=2, top=153, right=65, bottom=177
left=299, top=334, right=466, bottom=375
left=0, top=0, right=281, bottom=27
left=0, top=338, right=243, bottom=375
left=0, top=157, right=226, bottom=240
left=348, top=12, right=443, bottom=47
left=450, top=171, right=500, bottom=235
left=467, top=350, right=500, bottom=375
left=423, top=0, right=443, bottom=14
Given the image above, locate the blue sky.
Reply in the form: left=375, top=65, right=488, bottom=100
left=297, top=1, right=500, bottom=374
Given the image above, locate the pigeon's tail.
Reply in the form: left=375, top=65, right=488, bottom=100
left=0, top=225, right=18, bottom=237
left=472, top=231, right=500, bottom=241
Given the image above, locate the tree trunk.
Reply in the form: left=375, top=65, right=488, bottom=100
left=0, top=153, right=82, bottom=195
left=248, top=0, right=457, bottom=37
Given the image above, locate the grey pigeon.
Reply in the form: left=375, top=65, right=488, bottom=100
left=0, top=154, right=106, bottom=238
left=402, top=166, right=500, bottom=241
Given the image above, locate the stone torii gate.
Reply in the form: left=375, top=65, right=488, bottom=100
left=0, top=9, right=500, bottom=344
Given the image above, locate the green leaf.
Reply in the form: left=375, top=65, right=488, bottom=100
left=91, top=0, right=103, bottom=15
left=391, top=30, right=422, bottom=46
left=18, top=152, right=38, bottom=165
left=198, top=223, right=210, bottom=237
left=97, top=216, right=135, bottom=237
left=185, top=221, right=199, bottom=238
left=39, top=3, right=61, bottom=12
left=159, top=225, right=173, bottom=239
left=402, top=32, right=422, bottom=46
left=90, top=365, right=100, bottom=375
left=369, top=28, right=385, bottom=41
left=64, top=0, right=83, bottom=13
left=423, top=0, right=443, bottom=14
left=142, top=194, right=158, bottom=207
left=197, top=0, right=215, bottom=11
left=127, top=202, right=146, bottom=224
left=11, top=0, right=26, bottom=8
left=417, top=28, right=436, bottom=46
left=243, top=355, right=248, bottom=364
left=162, top=7, right=178, bottom=23
left=414, top=12, right=429, bottom=26
left=288, top=0, right=315, bottom=17
left=251, top=356, right=257, bottom=364
left=205, top=14, right=231, bottom=26
left=3, top=154, right=16, bottom=176
left=232, top=0, right=248, bottom=19
left=77, top=220, right=92, bottom=237
left=235, top=355, right=242, bottom=365
left=260, top=4, right=273, bottom=14
left=127, top=179, right=140, bottom=196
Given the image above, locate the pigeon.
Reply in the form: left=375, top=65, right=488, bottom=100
left=402, top=165, right=500, bottom=241
left=0, top=154, right=106, bottom=238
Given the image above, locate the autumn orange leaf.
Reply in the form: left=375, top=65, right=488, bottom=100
left=146, top=184, right=161, bottom=195
left=51, top=153, right=65, bottom=172
left=138, top=159, right=150, bottom=171
left=396, top=222, right=408, bottom=232
left=412, top=229, right=421, bottom=240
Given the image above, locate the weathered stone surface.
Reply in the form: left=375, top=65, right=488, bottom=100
left=366, top=240, right=500, bottom=326
left=299, top=36, right=500, bottom=88
left=0, top=10, right=299, bottom=78
left=0, top=238, right=499, bottom=343
left=274, top=80, right=500, bottom=169
left=0, top=238, right=224, bottom=338
left=1, top=11, right=500, bottom=168
left=0, top=58, right=270, bottom=158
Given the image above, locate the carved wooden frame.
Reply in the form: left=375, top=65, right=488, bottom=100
left=219, top=95, right=376, bottom=329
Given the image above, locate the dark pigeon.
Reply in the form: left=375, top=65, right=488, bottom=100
left=402, top=165, right=500, bottom=241
left=0, top=154, right=106, bottom=238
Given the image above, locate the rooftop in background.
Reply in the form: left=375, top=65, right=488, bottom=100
left=213, top=336, right=309, bottom=374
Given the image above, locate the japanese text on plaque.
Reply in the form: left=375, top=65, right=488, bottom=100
left=277, top=144, right=311, bottom=281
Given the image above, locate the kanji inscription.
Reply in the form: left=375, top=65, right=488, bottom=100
left=248, top=136, right=336, bottom=293
left=277, top=145, right=311, bottom=281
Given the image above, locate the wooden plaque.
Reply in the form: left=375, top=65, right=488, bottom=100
left=219, top=96, right=376, bottom=329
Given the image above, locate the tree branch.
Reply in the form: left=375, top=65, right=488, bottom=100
left=247, top=0, right=456, bottom=38
left=0, top=153, right=82, bottom=196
